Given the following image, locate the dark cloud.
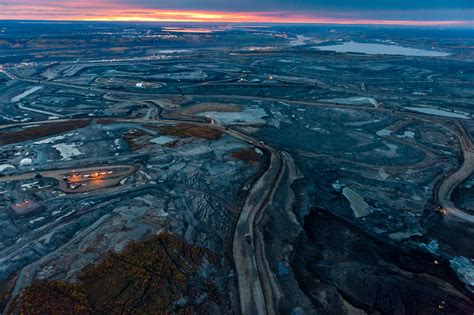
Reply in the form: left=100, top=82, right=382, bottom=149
left=118, top=0, right=474, bottom=12
left=2, top=0, right=472, bottom=23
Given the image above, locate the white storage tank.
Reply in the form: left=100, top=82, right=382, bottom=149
left=19, top=158, right=33, bottom=167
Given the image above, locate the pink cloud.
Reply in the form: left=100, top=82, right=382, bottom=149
left=0, top=0, right=471, bottom=26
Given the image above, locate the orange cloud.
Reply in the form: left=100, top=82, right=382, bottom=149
left=0, top=1, right=470, bottom=25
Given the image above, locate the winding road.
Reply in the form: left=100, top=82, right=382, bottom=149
left=436, top=121, right=474, bottom=223
left=232, top=144, right=283, bottom=315
left=3, top=64, right=474, bottom=315
left=0, top=111, right=283, bottom=315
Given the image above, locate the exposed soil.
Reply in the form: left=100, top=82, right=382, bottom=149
left=151, top=123, right=223, bottom=140
left=0, top=120, right=90, bottom=146
left=292, top=208, right=474, bottom=314
left=231, top=148, right=260, bottom=164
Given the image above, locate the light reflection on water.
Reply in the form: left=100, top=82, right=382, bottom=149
left=314, top=41, right=450, bottom=57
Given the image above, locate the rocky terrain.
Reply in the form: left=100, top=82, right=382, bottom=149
left=0, top=22, right=473, bottom=314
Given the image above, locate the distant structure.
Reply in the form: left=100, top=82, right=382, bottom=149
left=19, top=158, right=32, bottom=167
left=11, top=199, right=43, bottom=216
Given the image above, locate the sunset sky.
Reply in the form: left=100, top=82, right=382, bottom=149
left=1, top=0, right=473, bottom=26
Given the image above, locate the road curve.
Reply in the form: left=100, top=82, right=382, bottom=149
left=14, top=73, right=474, bottom=308
left=0, top=114, right=281, bottom=315
left=232, top=145, right=282, bottom=315
left=436, top=121, right=474, bottom=224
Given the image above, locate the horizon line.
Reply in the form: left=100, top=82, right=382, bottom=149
left=1, top=18, right=473, bottom=28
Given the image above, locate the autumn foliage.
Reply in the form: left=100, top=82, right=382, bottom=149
left=154, top=124, right=223, bottom=140
left=9, top=233, right=225, bottom=314
left=0, top=120, right=90, bottom=146
left=123, top=129, right=148, bottom=151
left=231, top=148, right=261, bottom=163
left=11, top=281, right=91, bottom=315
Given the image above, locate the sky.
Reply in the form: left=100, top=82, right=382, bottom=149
left=1, top=0, right=473, bottom=26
